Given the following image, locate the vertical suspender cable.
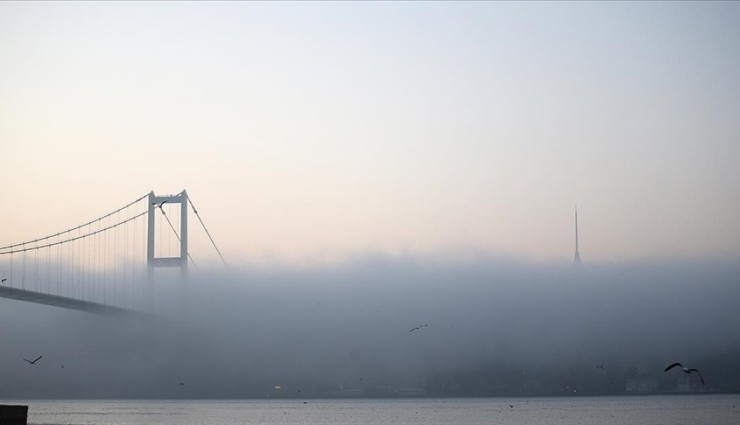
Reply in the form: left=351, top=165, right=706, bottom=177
left=46, top=244, right=50, bottom=293
left=34, top=246, right=38, bottom=291
left=81, top=226, right=85, bottom=300
left=56, top=235, right=59, bottom=295
left=114, top=210, right=118, bottom=304
left=21, top=244, right=26, bottom=289
left=104, top=215, right=108, bottom=304
left=123, top=206, right=127, bottom=302
left=94, top=220, right=98, bottom=302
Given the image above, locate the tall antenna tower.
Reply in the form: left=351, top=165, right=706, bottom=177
left=574, top=206, right=581, bottom=264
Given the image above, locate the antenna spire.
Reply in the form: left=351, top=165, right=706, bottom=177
left=574, top=206, right=581, bottom=264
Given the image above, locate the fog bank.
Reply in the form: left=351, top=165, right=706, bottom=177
left=1, top=256, right=739, bottom=398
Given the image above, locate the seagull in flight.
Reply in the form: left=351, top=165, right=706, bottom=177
left=664, top=362, right=705, bottom=385
left=24, top=355, right=42, bottom=365
left=409, top=324, right=429, bottom=332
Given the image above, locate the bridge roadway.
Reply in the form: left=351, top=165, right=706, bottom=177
left=0, top=285, right=155, bottom=318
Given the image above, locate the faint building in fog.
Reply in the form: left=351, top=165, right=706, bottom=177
left=625, top=376, right=658, bottom=394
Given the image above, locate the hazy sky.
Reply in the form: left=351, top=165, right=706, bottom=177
left=1, top=1, right=738, bottom=264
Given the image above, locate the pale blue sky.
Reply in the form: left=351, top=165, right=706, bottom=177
left=1, top=1, right=738, bottom=263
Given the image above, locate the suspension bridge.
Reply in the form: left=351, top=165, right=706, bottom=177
left=0, top=190, right=225, bottom=317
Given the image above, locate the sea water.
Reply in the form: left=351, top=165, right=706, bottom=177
left=5, top=395, right=739, bottom=425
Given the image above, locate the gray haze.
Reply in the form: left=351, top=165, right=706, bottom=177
left=1, top=256, right=739, bottom=398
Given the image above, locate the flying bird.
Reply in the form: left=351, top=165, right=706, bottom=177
left=24, top=355, right=42, bottom=365
left=409, top=324, right=429, bottom=332
left=664, top=362, right=705, bottom=385
left=178, top=382, right=185, bottom=386
left=1, top=278, right=6, bottom=283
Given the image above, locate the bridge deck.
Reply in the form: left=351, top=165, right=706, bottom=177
left=0, top=285, right=155, bottom=318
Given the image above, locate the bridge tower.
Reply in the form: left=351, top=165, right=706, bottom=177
left=147, top=190, right=188, bottom=280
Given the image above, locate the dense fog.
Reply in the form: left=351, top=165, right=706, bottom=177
left=1, top=255, right=739, bottom=398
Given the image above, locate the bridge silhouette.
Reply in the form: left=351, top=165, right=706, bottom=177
left=0, top=190, right=225, bottom=316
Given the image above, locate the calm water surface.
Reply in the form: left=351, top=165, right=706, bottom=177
left=5, top=395, right=739, bottom=425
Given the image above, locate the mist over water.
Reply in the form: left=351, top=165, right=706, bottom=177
left=1, top=255, right=739, bottom=398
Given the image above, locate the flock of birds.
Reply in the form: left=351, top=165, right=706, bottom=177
left=19, top=322, right=707, bottom=393
left=417, top=322, right=707, bottom=388
left=17, top=323, right=436, bottom=385
left=21, top=354, right=186, bottom=387
left=416, top=324, right=708, bottom=388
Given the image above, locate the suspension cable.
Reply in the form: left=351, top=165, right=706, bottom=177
left=1, top=211, right=148, bottom=255
left=187, top=196, right=227, bottom=265
left=0, top=192, right=149, bottom=252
